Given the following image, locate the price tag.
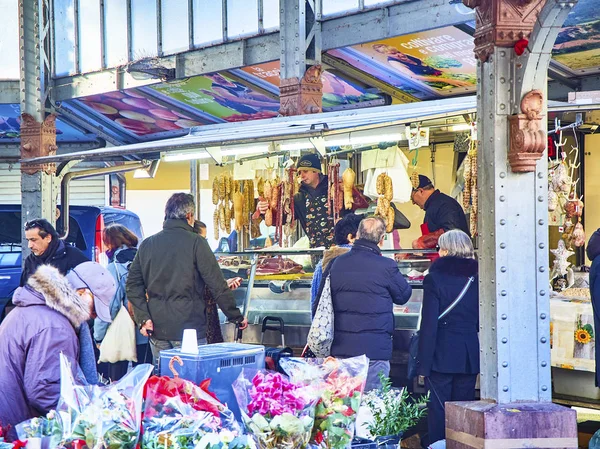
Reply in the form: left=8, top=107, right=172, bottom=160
left=558, top=226, right=564, bottom=233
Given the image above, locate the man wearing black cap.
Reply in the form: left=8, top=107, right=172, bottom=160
left=258, top=153, right=335, bottom=249
left=410, top=175, right=470, bottom=249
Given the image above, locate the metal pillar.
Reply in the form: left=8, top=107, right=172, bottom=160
left=19, top=0, right=57, bottom=249
left=445, top=1, right=579, bottom=446
left=279, top=0, right=323, bottom=116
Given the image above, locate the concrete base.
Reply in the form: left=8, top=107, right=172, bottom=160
left=446, top=401, right=578, bottom=449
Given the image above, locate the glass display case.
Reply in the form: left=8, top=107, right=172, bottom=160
left=215, top=249, right=435, bottom=349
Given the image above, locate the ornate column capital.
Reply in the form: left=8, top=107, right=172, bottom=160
left=20, top=113, right=57, bottom=175
left=279, top=65, right=323, bottom=117
left=462, top=0, right=546, bottom=62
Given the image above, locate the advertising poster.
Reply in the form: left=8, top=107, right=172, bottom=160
left=327, top=26, right=477, bottom=100
left=0, top=104, right=94, bottom=141
left=552, top=0, right=600, bottom=72
left=150, top=73, right=281, bottom=122
left=76, top=89, right=211, bottom=137
left=239, top=61, right=383, bottom=109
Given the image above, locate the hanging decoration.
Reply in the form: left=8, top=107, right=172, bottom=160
left=375, top=172, right=395, bottom=233
left=461, top=133, right=478, bottom=237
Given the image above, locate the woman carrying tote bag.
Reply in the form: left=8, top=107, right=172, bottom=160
left=416, top=230, right=479, bottom=447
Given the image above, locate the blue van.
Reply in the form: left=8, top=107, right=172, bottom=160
left=0, top=205, right=144, bottom=317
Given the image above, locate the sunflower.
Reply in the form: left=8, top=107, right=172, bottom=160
left=575, top=328, right=592, bottom=344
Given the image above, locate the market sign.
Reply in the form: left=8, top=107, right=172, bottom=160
left=551, top=0, right=600, bottom=73
left=238, top=61, right=384, bottom=110
left=326, top=26, right=477, bottom=101
left=0, top=104, right=96, bottom=141
left=149, top=73, right=281, bottom=122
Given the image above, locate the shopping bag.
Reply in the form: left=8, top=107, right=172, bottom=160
left=407, top=331, right=420, bottom=380
left=306, top=275, right=334, bottom=357
left=99, top=306, right=137, bottom=363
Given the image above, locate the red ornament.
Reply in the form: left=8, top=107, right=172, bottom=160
left=12, top=440, right=27, bottom=449
left=514, top=39, right=529, bottom=56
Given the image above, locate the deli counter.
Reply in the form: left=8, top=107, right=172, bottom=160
left=216, top=248, right=434, bottom=385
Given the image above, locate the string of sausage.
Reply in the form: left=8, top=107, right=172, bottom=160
left=277, top=182, right=285, bottom=247
left=328, top=163, right=341, bottom=222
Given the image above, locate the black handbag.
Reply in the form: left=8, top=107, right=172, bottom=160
left=407, top=276, right=475, bottom=380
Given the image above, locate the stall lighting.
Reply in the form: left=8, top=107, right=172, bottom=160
left=324, top=133, right=405, bottom=147
left=163, top=145, right=269, bottom=162
left=450, top=124, right=472, bottom=132
left=163, top=150, right=211, bottom=162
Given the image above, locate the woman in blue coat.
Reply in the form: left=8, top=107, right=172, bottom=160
left=416, top=229, right=479, bottom=446
left=586, top=229, right=600, bottom=387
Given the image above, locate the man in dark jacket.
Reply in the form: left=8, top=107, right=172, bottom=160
left=20, top=218, right=89, bottom=286
left=410, top=175, right=470, bottom=249
left=326, top=216, right=412, bottom=390
left=587, top=229, right=600, bottom=387
left=0, top=262, right=115, bottom=441
left=127, top=193, right=248, bottom=362
left=257, top=154, right=334, bottom=249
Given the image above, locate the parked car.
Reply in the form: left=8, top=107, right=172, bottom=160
left=0, top=205, right=144, bottom=317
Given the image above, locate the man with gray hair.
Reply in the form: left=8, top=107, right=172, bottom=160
left=319, top=216, right=412, bottom=390
left=127, top=193, right=247, bottom=362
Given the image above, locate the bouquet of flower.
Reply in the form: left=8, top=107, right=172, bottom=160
left=280, top=356, right=369, bottom=449
left=16, top=411, right=63, bottom=449
left=0, top=423, right=13, bottom=449
left=56, top=354, right=153, bottom=449
left=233, top=370, right=320, bottom=449
left=142, top=375, right=251, bottom=449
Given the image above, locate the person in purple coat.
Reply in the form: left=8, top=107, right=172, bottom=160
left=0, top=262, right=115, bottom=441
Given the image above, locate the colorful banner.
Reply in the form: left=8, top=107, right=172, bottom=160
left=0, top=104, right=94, bottom=141
left=77, top=89, right=210, bottom=136
left=150, top=73, right=280, bottom=122
left=552, top=0, right=600, bottom=72
left=327, top=26, right=477, bottom=100
left=240, top=61, right=382, bottom=109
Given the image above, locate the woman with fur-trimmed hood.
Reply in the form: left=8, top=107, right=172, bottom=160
left=0, top=262, right=115, bottom=440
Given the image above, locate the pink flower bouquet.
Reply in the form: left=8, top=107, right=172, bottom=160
left=233, top=370, right=319, bottom=449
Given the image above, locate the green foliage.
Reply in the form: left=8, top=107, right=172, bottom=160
left=363, top=373, right=429, bottom=438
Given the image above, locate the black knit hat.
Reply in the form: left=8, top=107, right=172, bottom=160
left=297, top=153, right=322, bottom=173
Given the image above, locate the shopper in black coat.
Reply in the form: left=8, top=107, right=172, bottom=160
left=324, top=216, right=412, bottom=390
left=587, top=229, right=600, bottom=387
left=416, top=229, right=479, bottom=446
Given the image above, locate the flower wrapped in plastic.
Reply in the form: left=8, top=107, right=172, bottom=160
left=0, top=423, right=13, bottom=449
left=280, top=356, right=369, bottom=449
left=142, top=375, right=252, bottom=449
left=15, top=411, right=63, bottom=449
left=56, top=353, right=153, bottom=449
left=233, top=370, right=320, bottom=449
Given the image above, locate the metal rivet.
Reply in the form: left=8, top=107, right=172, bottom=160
left=489, top=114, right=493, bottom=120
left=539, top=266, right=545, bottom=272
left=540, top=337, right=547, bottom=343
left=541, top=385, right=548, bottom=391
left=540, top=290, right=546, bottom=296
left=499, top=172, right=506, bottom=179
left=500, top=104, right=506, bottom=110
left=539, top=243, right=545, bottom=249
left=538, top=219, right=544, bottom=225
left=502, top=361, right=508, bottom=367
left=538, top=196, right=544, bottom=202
left=540, top=313, right=546, bottom=320
left=499, top=195, right=506, bottom=202
left=499, top=243, right=506, bottom=249
left=500, top=219, right=506, bottom=225
left=502, top=337, right=508, bottom=343
left=501, top=290, right=507, bottom=296
left=492, top=302, right=495, bottom=307
left=500, top=266, right=507, bottom=273
left=503, top=386, right=509, bottom=392
left=538, top=172, right=544, bottom=179
left=501, top=314, right=507, bottom=320
left=500, top=77, right=506, bottom=83
left=541, top=361, right=547, bottom=367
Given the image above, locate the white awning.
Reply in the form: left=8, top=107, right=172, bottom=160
left=21, top=95, right=596, bottom=164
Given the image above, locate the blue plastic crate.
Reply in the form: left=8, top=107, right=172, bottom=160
left=159, top=343, right=265, bottom=419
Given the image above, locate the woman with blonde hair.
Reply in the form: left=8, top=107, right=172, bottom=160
left=94, top=224, right=148, bottom=381
left=416, top=229, right=479, bottom=446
